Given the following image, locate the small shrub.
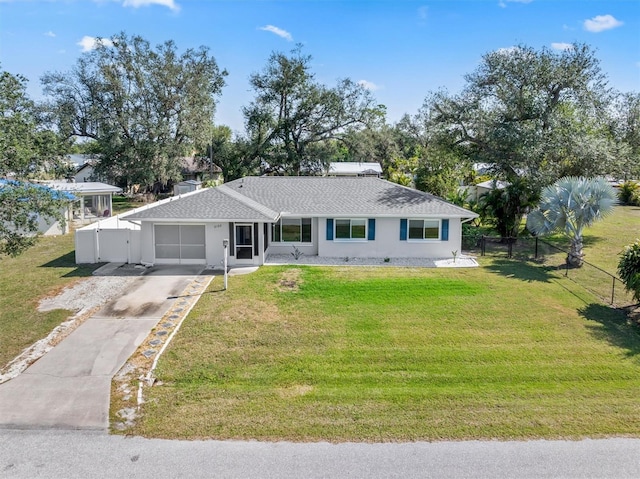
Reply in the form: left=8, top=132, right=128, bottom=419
left=618, top=240, right=640, bottom=303
left=290, top=245, right=304, bottom=261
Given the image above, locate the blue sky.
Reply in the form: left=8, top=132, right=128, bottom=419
left=1, top=0, right=638, bottom=133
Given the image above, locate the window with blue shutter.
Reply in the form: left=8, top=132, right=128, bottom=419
left=326, top=218, right=334, bottom=240
left=400, top=219, right=408, bottom=241
left=441, top=219, right=449, bottom=241
left=367, top=219, right=375, bottom=241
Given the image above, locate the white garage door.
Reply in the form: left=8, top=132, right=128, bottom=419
left=154, top=224, right=206, bottom=264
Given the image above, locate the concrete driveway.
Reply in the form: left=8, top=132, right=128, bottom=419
left=0, top=265, right=205, bottom=431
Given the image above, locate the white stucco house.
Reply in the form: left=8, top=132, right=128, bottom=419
left=75, top=176, right=478, bottom=267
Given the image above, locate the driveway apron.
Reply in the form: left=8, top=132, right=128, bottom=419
left=0, top=265, right=204, bottom=431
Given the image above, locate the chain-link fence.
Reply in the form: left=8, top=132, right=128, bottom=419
left=463, top=235, right=638, bottom=309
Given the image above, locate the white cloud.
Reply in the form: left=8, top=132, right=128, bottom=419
left=357, top=80, right=380, bottom=91
left=44, top=31, right=56, bottom=38
left=259, top=25, right=293, bottom=41
left=499, top=0, right=533, bottom=7
left=121, top=0, right=180, bottom=11
left=551, top=42, right=573, bottom=51
left=583, top=14, right=623, bottom=33
left=77, top=36, right=114, bottom=52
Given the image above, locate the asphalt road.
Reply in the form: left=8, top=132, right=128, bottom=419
left=1, top=430, right=639, bottom=478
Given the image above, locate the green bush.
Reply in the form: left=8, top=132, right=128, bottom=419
left=462, top=223, right=487, bottom=249
left=618, top=181, right=640, bottom=206
left=618, top=240, right=640, bottom=303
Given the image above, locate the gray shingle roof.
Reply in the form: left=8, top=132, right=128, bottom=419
left=223, top=177, right=476, bottom=218
left=123, top=176, right=477, bottom=221
left=123, top=186, right=278, bottom=221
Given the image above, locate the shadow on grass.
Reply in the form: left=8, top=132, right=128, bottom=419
left=39, top=251, right=102, bottom=277
left=483, top=259, right=555, bottom=283
left=579, top=303, right=640, bottom=358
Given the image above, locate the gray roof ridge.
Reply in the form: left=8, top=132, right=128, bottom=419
left=216, top=184, right=280, bottom=220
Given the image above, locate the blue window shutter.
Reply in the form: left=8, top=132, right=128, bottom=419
left=400, top=219, right=407, bottom=241
left=326, top=218, right=334, bottom=240
left=368, top=218, right=376, bottom=241
left=441, top=219, right=449, bottom=241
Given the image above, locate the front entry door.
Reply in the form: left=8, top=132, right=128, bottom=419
left=235, top=224, right=253, bottom=261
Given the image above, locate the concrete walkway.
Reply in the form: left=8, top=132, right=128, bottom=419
left=0, top=265, right=208, bottom=431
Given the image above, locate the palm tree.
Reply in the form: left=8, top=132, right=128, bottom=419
left=526, top=177, right=617, bottom=267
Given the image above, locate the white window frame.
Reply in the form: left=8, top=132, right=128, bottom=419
left=407, top=219, right=441, bottom=242
left=272, top=217, right=312, bottom=243
left=334, top=218, right=367, bottom=241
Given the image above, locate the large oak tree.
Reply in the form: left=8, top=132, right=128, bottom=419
left=243, top=46, right=383, bottom=175
left=42, top=33, right=227, bottom=191
left=425, top=43, right=617, bottom=238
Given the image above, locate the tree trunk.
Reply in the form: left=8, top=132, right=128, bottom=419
left=568, top=237, right=584, bottom=268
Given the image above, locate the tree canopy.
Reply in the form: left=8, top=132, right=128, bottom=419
left=428, top=44, right=617, bottom=183
left=243, top=46, right=384, bottom=175
left=1, top=69, right=69, bottom=179
left=42, top=33, right=227, bottom=191
left=1, top=67, right=70, bottom=257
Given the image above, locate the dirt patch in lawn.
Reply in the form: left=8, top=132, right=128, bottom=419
left=277, top=268, right=303, bottom=292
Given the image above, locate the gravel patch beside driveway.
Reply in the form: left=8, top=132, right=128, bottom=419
left=0, top=265, right=205, bottom=431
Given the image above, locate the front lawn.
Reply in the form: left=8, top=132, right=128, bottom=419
left=0, top=234, right=99, bottom=369
left=130, top=261, right=640, bottom=441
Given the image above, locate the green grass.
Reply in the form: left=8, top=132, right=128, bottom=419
left=0, top=234, right=100, bottom=368
left=580, top=205, right=640, bottom=273
left=111, top=195, right=142, bottom=215
left=130, top=262, right=640, bottom=441
left=470, top=206, right=640, bottom=308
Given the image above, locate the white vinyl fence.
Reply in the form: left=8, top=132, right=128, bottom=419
left=75, top=215, right=141, bottom=264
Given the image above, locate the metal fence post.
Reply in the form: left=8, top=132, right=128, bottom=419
left=535, top=237, right=538, bottom=260
left=611, top=277, right=615, bottom=305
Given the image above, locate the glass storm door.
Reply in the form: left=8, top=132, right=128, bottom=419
left=235, top=224, right=253, bottom=260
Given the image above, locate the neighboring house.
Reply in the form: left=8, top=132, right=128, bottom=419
left=46, top=181, right=123, bottom=224
left=327, top=162, right=383, bottom=177
left=0, top=179, right=75, bottom=236
left=74, top=162, right=96, bottom=183
left=75, top=176, right=477, bottom=267
left=461, top=179, right=508, bottom=203
left=181, top=156, right=223, bottom=184
left=63, top=154, right=103, bottom=183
